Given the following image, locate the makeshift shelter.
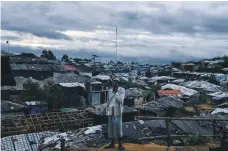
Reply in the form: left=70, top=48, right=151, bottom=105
left=53, top=82, right=86, bottom=108
left=1, top=76, right=43, bottom=101
left=206, top=91, right=228, bottom=105
left=45, top=72, right=92, bottom=84
left=64, top=64, right=77, bottom=71
left=182, top=80, right=223, bottom=103
left=211, top=108, right=228, bottom=115
left=85, top=82, right=109, bottom=106
left=1, top=101, right=26, bottom=118
left=216, top=74, right=228, bottom=86
left=9, top=53, right=52, bottom=64
left=182, top=80, right=222, bottom=93
left=158, top=90, right=183, bottom=97
left=171, top=79, right=185, bottom=84
left=124, top=88, right=149, bottom=106
left=149, top=76, right=176, bottom=85
left=25, top=101, right=48, bottom=115
left=92, top=75, right=110, bottom=83
left=10, top=64, right=54, bottom=80
left=136, top=96, right=184, bottom=116
left=173, top=71, right=201, bottom=80
left=161, top=84, right=200, bottom=103
left=181, top=63, right=196, bottom=71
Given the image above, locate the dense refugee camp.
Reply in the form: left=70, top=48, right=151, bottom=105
left=1, top=1, right=228, bottom=151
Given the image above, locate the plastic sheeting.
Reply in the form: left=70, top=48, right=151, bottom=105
left=182, top=80, right=222, bottom=92
left=59, top=82, right=85, bottom=89
left=136, top=96, right=184, bottom=114
left=162, top=84, right=198, bottom=96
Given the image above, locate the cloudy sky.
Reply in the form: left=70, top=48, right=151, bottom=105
left=1, top=1, right=228, bottom=63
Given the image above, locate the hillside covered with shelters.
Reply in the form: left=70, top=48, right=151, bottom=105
left=1, top=50, right=228, bottom=150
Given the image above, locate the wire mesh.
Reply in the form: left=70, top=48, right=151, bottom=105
left=1, top=110, right=94, bottom=151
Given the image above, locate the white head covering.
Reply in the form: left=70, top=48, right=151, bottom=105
left=113, top=77, right=120, bottom=82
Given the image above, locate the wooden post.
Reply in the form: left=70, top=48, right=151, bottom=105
left=213, top=119, right=216, bottom=139
left=60, top=137, right=65, bottom=151
left=11, top=137, right=17, bottom=151
left=104, top=91, right=106, bottom=103
left=165, top=118, right=172, bottom=146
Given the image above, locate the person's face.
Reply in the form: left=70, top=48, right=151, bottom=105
left=113, top=80, right=119, bottom=88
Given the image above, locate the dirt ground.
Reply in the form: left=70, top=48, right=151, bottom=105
left=66, top=143, right=216, bottom=151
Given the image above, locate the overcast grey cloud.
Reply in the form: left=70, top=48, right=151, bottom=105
left=1, top=1, right=228, bottom=63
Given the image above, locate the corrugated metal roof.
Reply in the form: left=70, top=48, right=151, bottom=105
left=37, top=115, right=227, bottom=150
left=10, top=64, right=53, bottom=71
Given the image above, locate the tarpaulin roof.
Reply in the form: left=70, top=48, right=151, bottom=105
left=162, top=84, right=198, bottom=96
left=64, top=65, right=77, bottom=71
left=207, top=91, right=228, bottom=100
left=158, top=90, right=183, bottom=96
left=1, top=101, right=26, bottom=112
left=25, top=101, right=47, bottom=106
left=59, top=82, right=85, bottom=89
left=92, top=75, right=110, bottom=81
left=136, top=96, right=184, bottom=114
left=45, top=72, right=93, bottom=84
left=211, top=108, right=228, bottom=115
left=171, top=79, right=185, bottom=84
left=125, top=88, right=147, bottom=98
left=182, top=80, right=222, bottom=92
left=150, top=76, right=176, bottom=81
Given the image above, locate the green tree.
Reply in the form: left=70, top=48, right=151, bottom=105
left=223, top=55, right=228, bottom=67
left=42, top=81, right=63, bottom=109
left=40, top=50, right=48, bottom=58
left=40, top=49, right=56, bottom=60
left=21, top=79, right=44, bottom=101
left=47, top=50, right=56, bottom=60
left=171, top=61, right=181, bottom=68
left=61, top=54, right=69, bottom=62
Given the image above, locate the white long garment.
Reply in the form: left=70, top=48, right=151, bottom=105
left=106, top=87, right=125, bottom=116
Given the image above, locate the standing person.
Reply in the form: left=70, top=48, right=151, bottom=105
left=105, top=78, right=125, bottom=150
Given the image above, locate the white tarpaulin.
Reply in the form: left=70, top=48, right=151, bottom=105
left=162, top=84, right=198, bottom=96
left=92, top=75, right=110, bottom=81
left=59, top=82, right=85, bottom=89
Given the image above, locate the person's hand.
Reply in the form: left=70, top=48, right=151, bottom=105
left=113, top=87, right=118, bottom=93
